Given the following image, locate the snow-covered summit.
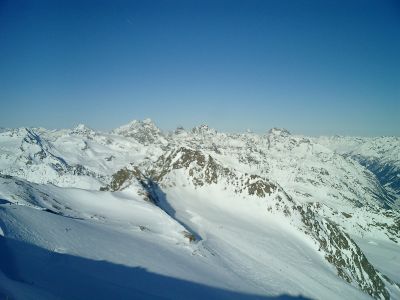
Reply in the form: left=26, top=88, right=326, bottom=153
left=111, top=118, right=167, bottom=145
left=70, top=124, right=95, bottom=136
left=191, top=124, right=218, bottom=135
left=267, top=127, right=291, bottom=136
left=316, top=135, right=400, bottom=207
left=112, top=118, right=158, bottom=134
left=0, top=122, right=399, bottom=300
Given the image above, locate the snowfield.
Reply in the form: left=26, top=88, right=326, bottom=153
left=0, top=120, right=399, bottom=300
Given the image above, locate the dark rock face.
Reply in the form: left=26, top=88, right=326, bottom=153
left=246, top=175, right=275, bottom=197
left=149, top=147, right=219, bottom=184
left=100, top=167, right=143, bottom=192
left=99, top=166, right=156, bottom=204
left=299, top=203, right=389, bottom=300
left=150, top=147, right=277, bottom=197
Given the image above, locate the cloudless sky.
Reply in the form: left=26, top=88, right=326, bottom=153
left=0, top=0, right=399, bottom=136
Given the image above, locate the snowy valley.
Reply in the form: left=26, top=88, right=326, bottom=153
left=0, top=119, right=399, bottom=300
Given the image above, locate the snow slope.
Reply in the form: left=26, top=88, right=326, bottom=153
left=0, top=120, right=399, bottom=299
left=0, top=176, right=275, bottom=300
left=0, top=174, right=366, bottom=300
left=316, top=136, right=400, bottom=207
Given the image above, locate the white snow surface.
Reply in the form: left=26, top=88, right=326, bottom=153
left=0, top=120, right=399, bottom=300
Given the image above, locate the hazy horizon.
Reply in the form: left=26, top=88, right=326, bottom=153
left=1, top=0, right=399, bottom=136
left=2, top=117, right=400, bottom=138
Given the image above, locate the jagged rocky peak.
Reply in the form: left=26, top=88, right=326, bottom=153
left=151, top=147, right=209, bottom=178
left=100, top=165, right=144, bottom=192
left=71, top=124, right=95, bottom=136
left=113, top=118, right=158, bottom=132
left=151, top=146, right=278, bottom=197
left=111, top=118, right=165, bottom=145
left=174, top=126, right=186, bottom=135
left=267, top=127, right=291, bottom=136
left=100, top=165, right=156, bottom=203
left=191, top=124, right=217, bottom=135
left=150, top=146, right=229, bottom=185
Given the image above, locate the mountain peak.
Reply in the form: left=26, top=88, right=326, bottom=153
left=71, top=124, right=95, bottom=136
left=114, top=119, right=157, bottom=131
left=112, top=119, right=164, bottom=145
left=191, top=124, right=217, bottom=135
left=142, top=118, right=153, bottom=124
left=267, top=127, right=291, bottom=136
left=174, top=126, right=186, bottom=135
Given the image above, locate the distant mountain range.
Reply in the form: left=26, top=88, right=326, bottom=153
left=0, top=120, right=399, bottom=299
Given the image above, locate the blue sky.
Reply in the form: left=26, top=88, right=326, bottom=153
left=0, top=0, right=399, bottom=135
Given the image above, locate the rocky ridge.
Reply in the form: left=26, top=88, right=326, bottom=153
left=0, top=119, right=399, bottom=299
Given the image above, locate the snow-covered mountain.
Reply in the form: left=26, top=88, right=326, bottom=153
left=316, top=136, right=400, bottom=208
left=0, top=120, right=399, bottom=300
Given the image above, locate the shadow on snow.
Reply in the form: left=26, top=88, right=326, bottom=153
left=0, top=236, right=310, bottom=300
